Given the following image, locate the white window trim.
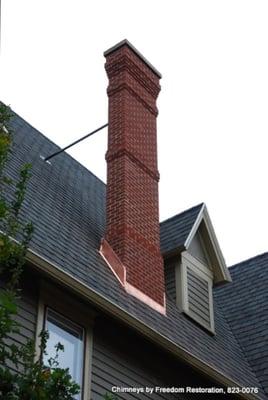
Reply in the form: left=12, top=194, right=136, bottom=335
left=35, top=281, right=95, bottom=400
left=176, top=251, right=215, bottom=334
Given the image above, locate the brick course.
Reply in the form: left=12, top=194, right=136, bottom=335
left=103, top=41, right=165, bottom=307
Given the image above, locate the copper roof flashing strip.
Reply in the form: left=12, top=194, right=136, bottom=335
left=99, top=238, right=126, bottom=286
left=99, top=239, right=166, bottom=315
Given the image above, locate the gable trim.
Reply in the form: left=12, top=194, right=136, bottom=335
left=184, top=204, right=232, bottom=284
left=184, top=203, right=206, bottom=249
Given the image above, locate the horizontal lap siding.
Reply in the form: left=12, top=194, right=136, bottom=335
left=0, top=275, right=38, bottom=373
left=91, top=319, right=185, bottom=400
left=90, top=318, right=231, bottom=400
left=187, top=269, right=211, bottom=326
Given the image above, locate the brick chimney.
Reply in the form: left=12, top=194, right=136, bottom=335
left=100, top=40, right=165, bottom=314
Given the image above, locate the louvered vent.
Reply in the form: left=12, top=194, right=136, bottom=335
left=186, top=268, right=212, bottom=329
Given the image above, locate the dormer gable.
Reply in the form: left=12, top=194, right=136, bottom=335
left=184, top=204, right=231, bottom=285
left=188, top=228, right=210, bottom=266
left=161, top=204, right=231, bottom=333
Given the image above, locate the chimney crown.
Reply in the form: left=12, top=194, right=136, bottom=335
left=104, top=39, right=162, bottom=78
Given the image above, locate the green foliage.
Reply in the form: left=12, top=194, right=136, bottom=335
left=0, top=104, right=33, bottom=290
left=103, top=394, right=119, bottom=400
left=0, top=329, right=80, bottom=399
left=0, top=104, right=13, bottom=180
left=0, top=104, right=80, bottom=399
left=8, top=331, right=80, bottom=400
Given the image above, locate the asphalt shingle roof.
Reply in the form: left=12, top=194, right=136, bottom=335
left=215, top=253, right=268, bottom=396
left=160, top=203, right=203, bottom=254
left=3, top=109, right=267, bottom=398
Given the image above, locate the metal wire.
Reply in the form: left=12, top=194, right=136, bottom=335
left=44, top=123, right=108, bottom=162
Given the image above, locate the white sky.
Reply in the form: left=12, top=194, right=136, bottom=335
left=1, top=0, right=267, bottom=266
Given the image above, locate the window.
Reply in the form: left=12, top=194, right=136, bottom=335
left=176, top=251, right=215, bottom=333
left=36, top=282, right=94, bottom=400
left=44, top=309, right=85, bottom=399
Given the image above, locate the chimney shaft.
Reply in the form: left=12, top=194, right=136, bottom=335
left=101, top=40, right=165, bottom=312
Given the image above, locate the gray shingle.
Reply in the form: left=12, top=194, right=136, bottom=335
left=3, top=108, right=266, bottom=398
left=160, top=204, right=203, bottom=254
left=215, top=253, right=268, bottom=396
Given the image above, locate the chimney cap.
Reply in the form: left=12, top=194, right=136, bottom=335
left=104, top=39, right=162, bottom=79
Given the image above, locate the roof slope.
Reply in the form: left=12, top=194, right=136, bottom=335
left=215, top=253, right=268, bottom=396
left=160, top=203, right=203, bottom=254
left=3, top=109, right=266, bottom=398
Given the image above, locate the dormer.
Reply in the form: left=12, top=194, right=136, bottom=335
left=161, top=203, right=231, bottom=333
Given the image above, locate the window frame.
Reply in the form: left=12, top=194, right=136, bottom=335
left=35, top=281, right=94, bottom=400
left=176, top=251, right=215, bottom=334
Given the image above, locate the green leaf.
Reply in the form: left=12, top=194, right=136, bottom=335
left=0, top=290, right=17, bottom=314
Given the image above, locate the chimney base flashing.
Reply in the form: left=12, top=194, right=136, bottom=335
left=100, top=238, right=126, bottom=286
left=125, top=283, right=166, bottom=315
left=99, top=238, right=166, bottom=315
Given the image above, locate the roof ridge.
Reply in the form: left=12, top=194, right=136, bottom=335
left=229, top=251, right=268, bottom=270
left=160, top=202, right=204, bottom=226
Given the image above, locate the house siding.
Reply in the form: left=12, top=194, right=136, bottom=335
left=1, top=271, right=240, bottom=399
left=0, top=274, right=38, bottom=373
left=187, top=268, right=211, bottom=325
left=91, top=318, right=182, bottom=399
left=90, top=317, right=231, bottom=400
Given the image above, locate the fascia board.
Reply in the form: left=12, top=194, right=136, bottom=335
left=184, top=203, right=206, bottom=249
left=202, top=206, right=232, bottom=283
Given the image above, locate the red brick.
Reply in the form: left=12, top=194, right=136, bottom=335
left=103, top=41, right=165, bottom=308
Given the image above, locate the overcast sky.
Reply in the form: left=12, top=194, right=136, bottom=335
left=1, top=0, right=267, bottom=266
